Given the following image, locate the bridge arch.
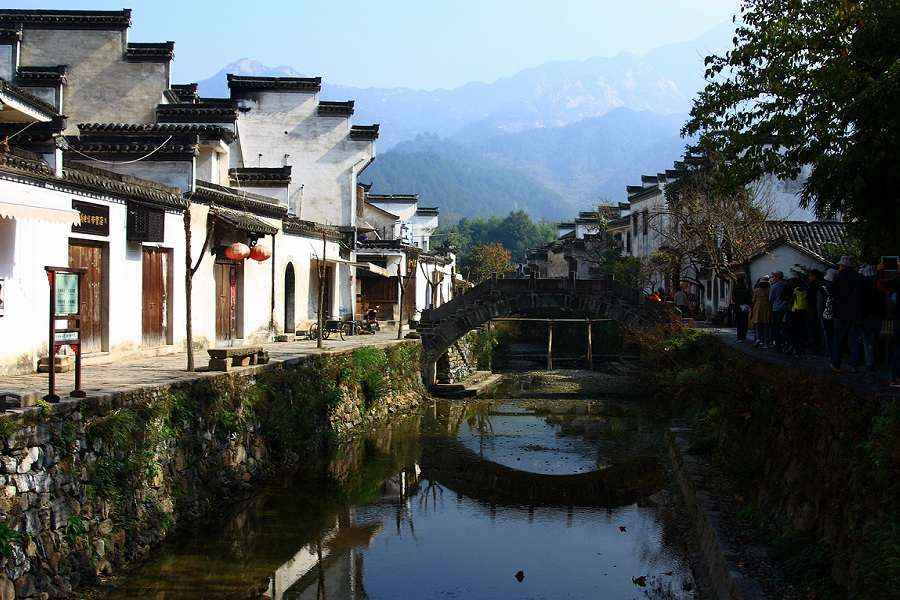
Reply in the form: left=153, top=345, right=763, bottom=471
left=416, top=275, right=662, bottom=384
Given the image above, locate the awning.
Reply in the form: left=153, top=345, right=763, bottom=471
left=0, top=200, right=81, bottom=225
left=351, top=261, right=392, bottom=277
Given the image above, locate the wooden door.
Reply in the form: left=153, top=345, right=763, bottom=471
left=68, top=241, right=103, bottom=353
left=215, top=263, right=237, bottom=341
left=284, top=263, right=295, bottom=333
left=142, top=247, right=168, bottom=346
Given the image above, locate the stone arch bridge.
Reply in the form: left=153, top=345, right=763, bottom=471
left=416, top=276, right=663, bottom=384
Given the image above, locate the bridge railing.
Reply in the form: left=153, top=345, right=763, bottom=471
left=421, top=275, right=637, bottom=325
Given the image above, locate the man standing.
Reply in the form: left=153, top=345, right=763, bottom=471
left=769, top=271, right=789, bottom=352
left=827, top=256, right=863, bottom=373
left=784, top=270, right=809, bottom=356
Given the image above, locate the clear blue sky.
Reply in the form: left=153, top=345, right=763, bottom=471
left=13, top=0, right=743, bottom=90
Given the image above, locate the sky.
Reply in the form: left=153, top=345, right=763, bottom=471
left=12, top=0, right=743, bottom=90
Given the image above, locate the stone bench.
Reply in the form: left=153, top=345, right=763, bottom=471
left=207, top=346, right=269, bottom=372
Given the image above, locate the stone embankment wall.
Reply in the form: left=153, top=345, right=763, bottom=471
left=0, top=343, right=424, bottom=599
left=434, top=340, right=475, bottom=384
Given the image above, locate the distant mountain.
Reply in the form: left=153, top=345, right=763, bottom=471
left=196, top=23, right=732, bottom=150
left=361, top=108, right=693, bottom=220
left=192, top=23, right=734, bottom=219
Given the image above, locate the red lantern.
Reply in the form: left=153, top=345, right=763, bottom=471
left=249, top=243, right=271, bottom=261
left=225, top=242, right=250, bottom=261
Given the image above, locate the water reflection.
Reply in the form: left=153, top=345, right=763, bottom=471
left=105, top=370, right=695, bottom=599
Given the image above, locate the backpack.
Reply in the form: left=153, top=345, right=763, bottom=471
left=791, top=285, right=808, bottom=312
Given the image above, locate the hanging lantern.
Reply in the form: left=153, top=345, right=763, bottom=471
left=249, top=243, right=271, bottom=261
left=225, top=242, right=250, bottom=261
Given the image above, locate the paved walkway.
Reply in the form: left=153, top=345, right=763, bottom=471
left=0, top=329, right=409, bottom=408
left=701, top=324, right=899, bottom=402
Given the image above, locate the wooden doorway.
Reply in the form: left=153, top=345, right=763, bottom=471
left=284, top=263, right=295, bottom=333
left=68, top=240, right=105, bottom=354
left=142, top=247, right=171, bottom=347
left=215, top=262, right=241, bottom=342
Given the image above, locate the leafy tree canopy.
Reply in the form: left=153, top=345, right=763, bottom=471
left=684, top=0, right=900, bottom=252
left=463, top=242, right=514, bottom=284
left=437, top=209, right=557, bottom=269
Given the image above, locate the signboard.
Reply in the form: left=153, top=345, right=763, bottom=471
left=54, top=272, right=79, bottom=315
left=72, top=200, right=110, bottom=237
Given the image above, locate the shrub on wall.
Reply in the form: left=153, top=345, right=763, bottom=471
left=632, top=322, right=900, bottom=598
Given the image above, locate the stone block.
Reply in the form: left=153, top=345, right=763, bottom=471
left=37, top=355, right=73, bottom=373
left=208, top=358, right=230, bottom=372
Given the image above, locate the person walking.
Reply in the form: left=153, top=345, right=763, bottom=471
left=769, top=271, right=789, bottom=352
left=731, top=277, right=752, bottom=343
left=876, top=261, right=900, bottom=388
left=828, top=256, right=864, bottom=373
left=752, top=279, right=773, bottom=348
left=784, top=270, right=809, bottom=356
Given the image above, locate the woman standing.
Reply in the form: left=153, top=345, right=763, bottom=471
left=752, top=279, right=773, bottom=348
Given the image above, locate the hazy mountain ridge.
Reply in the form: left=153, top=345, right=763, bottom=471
left=193, top=23, right=732, bottom=218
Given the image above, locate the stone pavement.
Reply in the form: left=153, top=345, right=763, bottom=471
left=0, top=328, right=409, bottom=409
left=701, top=323, right=900, bottom=402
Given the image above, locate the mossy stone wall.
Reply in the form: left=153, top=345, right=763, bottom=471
left=0, top=343, right=423, bottom=599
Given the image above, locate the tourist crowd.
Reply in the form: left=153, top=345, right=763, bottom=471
left=730, top=256, right=900, bottom=389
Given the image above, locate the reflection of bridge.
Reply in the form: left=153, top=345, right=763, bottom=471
left=417, top=276, right=662, bottom=383
left=419, top=435, right=661, bottom=508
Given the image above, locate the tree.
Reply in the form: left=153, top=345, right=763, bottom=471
left=684, top=0, right=900, bottom=252
left=463, top=242, right=513, bottom=284
left=651, top=154, right=777, bottom=285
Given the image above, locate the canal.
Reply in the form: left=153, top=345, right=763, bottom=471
left=104, top=369, right=698, bottom=599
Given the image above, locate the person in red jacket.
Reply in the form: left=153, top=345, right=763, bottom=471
left=876, top=261, right=900, bottom=388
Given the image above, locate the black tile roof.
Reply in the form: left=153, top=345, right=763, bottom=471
left=0, top=9, right=132, bottom=30
left=62, top=160, right=186, bottom=210
left=192, top=180, right=287, bottom=217
left=751, top=221, right=849, bottom=264
left=66, top=133, right=199, bottom=157
left=317, top=101, right=354, bottom=116
left=350, top=125, right=379, bottom=141
left=0, top=147, right=185, bottom=210
left=156, top=101, right=239, bottom=124
left=0, top=119, right=66, bottom=144
left=16, top=65, right=67, bottom=84
left=125, top=42, right=174, bottom=62
left=229, top=167, right=291, bottom=186
left=169, top=84, right=199, bottom=103
left=212, top=206, right=278, bottom=236
left=227, top=74, right=322, bottom=93
left=77, top=122, right=235, bottom=144
left=282, top=214, right=340, bottom=238
left=0, top=76, right=60, bottom=117
left=367, top=193, right=417, bottom=203
left=0, top=23, right=23, bottom=43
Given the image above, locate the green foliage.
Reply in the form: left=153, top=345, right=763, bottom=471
left=91, top=457, right=131, bottom=508
left=87, top=407, right=141, bottom=452
left=352, top=347, right=387, bottom=410
left=684, top=0, right=900, bottom=251
left=34, top=399, right=52, bottom=418
left=439, top=210, right=557, bottom=266
left=363, top=140, right=569, bottom=221
left=0, top=520, right=19, bottom=561
left=65, top=515, right=85, bottom=545
left=461, top=242, right=514, bottom=284
left=0, top=417, right=19, bottom=441
left=466, top=327, right=500, bottom=370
